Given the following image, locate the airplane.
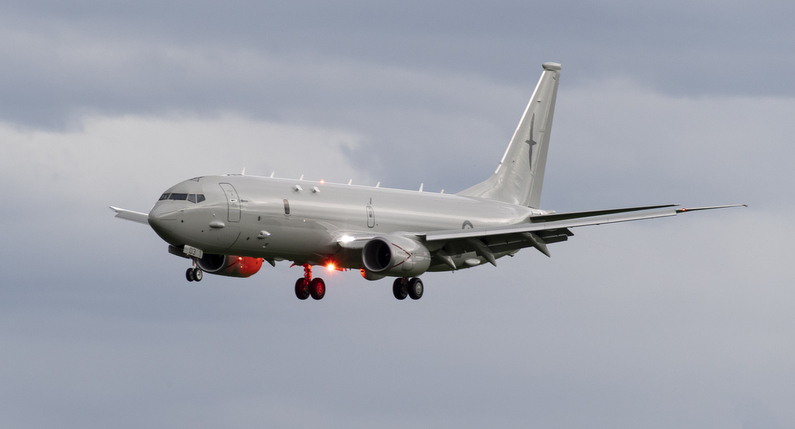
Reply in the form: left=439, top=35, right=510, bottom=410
left=111, top=62, right=744, bottom=301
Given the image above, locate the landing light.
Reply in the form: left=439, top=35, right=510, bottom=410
left=340, top=235, right=355, bottom=243
left=326, top=263, right=336, bottom=271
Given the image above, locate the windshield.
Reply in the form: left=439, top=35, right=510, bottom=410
left=159, top=193, right=206, bottom=203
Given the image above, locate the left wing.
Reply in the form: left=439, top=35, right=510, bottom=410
left=417, top=204, right=745, bottom=264
left=109, top=206, right=149, bottom=224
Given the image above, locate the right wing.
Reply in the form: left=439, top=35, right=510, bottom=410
left=416, top=204, right=745, bottom=265
left=109, top=206, right=149, bottom=224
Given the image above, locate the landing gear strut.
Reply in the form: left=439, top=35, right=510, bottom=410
left=295, top=264, right=325, bottom=300
left=393, top=277, right=423, bottom=300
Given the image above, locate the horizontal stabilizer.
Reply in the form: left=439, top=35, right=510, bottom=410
left=109, top=206, right=149, bottom=224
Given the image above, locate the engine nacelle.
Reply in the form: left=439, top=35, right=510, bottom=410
left=197, top=254, right=263, bottom=278
left=360, top=268, right=386, bottom=281
left=362, top=235, right=431, bottom=277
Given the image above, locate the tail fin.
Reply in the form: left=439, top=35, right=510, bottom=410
left=457, top=62, right=561, bottom=208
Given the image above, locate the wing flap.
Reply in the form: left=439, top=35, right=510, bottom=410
left=528, top=204, right=676, bottom=223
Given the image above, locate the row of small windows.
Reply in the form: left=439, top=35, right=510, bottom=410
left=159, top=193, right=206, bottom=203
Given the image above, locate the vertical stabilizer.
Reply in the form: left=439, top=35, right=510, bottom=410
left=458, top=62, right=561, bottom=208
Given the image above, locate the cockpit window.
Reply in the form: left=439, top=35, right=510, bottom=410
left=186, top=194, right=206, bottom=203
left=161, top=193, right=205, bottom=203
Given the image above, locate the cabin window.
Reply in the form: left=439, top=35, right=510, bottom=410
left=283, top=199, right=290, bottom=215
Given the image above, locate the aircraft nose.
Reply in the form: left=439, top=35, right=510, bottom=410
left=148, top=204, right=178, bottom=232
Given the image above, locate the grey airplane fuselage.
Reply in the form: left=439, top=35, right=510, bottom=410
left=114, top=62, right=744, bottom=297
left=148, top=175, right=538, bottom=269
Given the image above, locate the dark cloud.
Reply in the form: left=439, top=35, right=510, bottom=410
left=2, top=0, right=794, bottom=129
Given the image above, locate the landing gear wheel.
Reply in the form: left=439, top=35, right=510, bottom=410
left=295, top=278, right=310, bottom=300
left=408, top=277, right=424, bottom=300
left=193, top=268, right=203, bottom=282
left=186, top=268, right=195, bottom=282
left=309, top=278, right=326, bottom=300
left=393, top=277, right=408, bottom=300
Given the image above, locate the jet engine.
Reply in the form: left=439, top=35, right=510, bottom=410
left=197, top=254, right=263, bottom=278
left=362, top=235, right=431, bottom=277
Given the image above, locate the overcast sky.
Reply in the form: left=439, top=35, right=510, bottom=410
left=1, top=1, right=793, bottom=428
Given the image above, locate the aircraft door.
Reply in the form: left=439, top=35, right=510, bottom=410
left=366, top=205, right=375, bottom=228
left=219, top=183, right=241, bottom=222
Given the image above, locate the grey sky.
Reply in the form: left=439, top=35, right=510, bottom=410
left=1, top=1, right=793, bottom=428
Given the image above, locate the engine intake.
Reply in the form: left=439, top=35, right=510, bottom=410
left=197, top=254, right=263, bottom=278
left=362, top=235, right=430, bottom=277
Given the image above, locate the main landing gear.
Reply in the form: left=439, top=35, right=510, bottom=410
left=295, top=264, right=326, bottom=300
left=392, top=277, right=423, bottom=300
left=292, top=266, right=423, bottom=301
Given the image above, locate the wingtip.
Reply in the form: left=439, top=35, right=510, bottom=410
left=676, top=204, right=747, bottom=214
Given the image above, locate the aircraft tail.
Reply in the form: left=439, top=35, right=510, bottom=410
left=458, top=62, right=561, bottom=208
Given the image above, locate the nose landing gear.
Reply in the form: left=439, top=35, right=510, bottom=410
left=185, top=266, right=203, bottom=282
left=185, top=258, right=203, bottom=282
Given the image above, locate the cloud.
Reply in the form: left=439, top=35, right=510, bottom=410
left=544, top=79, right=795, bottom=211
left=0, top=114, right=368, bottom=208
left=3, top=0, right=795, bottom=129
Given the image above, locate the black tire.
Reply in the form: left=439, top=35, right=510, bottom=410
left=408, top=277, right=424, bottom=300
left=310, top=278, right=326, bottom=300
left=392, top=277, right=408, bottom=300
left=295, top=278, right=310, bottom=300
left=193, top=268, right=203, bottom=282
left=186, top=268, right=195, bottom=282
